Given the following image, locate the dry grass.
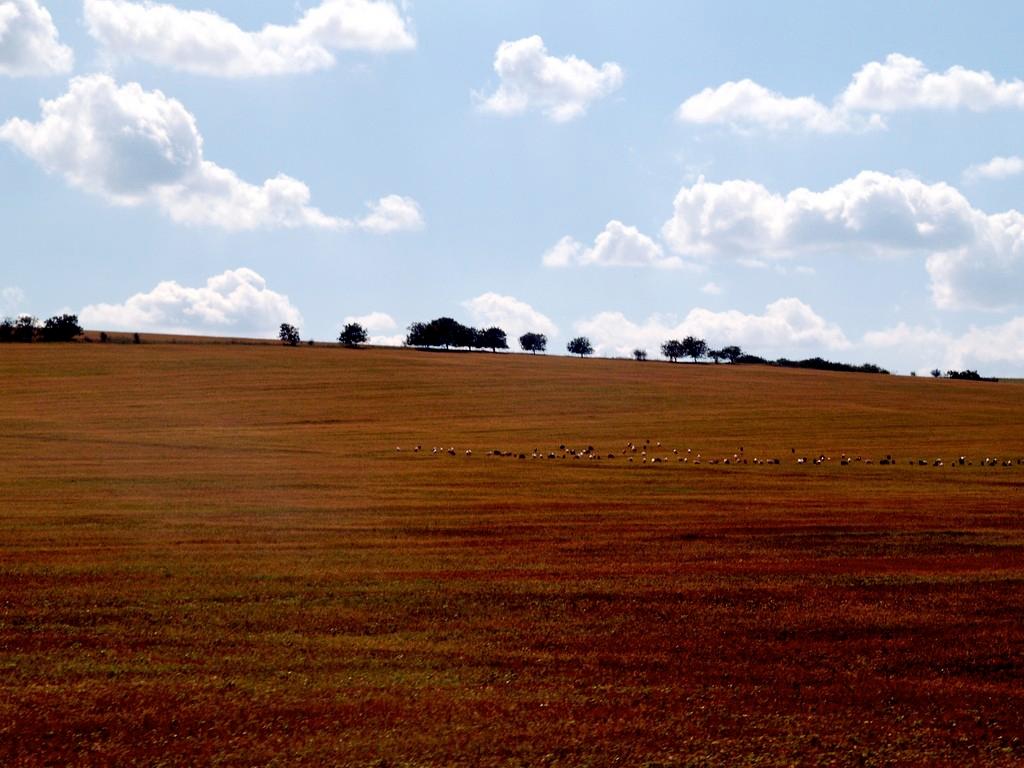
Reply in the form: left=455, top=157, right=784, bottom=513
left=2, top=344, right=1023, bottom=766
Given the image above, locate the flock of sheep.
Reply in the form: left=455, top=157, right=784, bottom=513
left=395, top=440, right=1024, bottom=468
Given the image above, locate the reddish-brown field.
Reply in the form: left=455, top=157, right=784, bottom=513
left=2, top=344, right=1023, bottom=766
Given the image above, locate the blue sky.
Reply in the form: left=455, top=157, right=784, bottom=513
left=2, top=1, right=1024, bottom=374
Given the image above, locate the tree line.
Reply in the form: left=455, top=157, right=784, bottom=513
left=6, top=312, right=975, bottom=380
left=0, top=314, right=83, bottom=343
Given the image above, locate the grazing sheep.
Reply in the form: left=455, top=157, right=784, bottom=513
left=465, top=450, right=473, bottom=456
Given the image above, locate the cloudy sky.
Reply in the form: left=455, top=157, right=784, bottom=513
left=3, top=1, right=1024, bottom=374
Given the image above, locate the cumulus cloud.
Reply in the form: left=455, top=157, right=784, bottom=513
left=0, top=75, right=422, bottom=232
left=544, top=221, right=684, bottom=269
left=839, top=53, right=1024, bottom=113
left=676, top=79, right=863, bottom=133
left=80, top=268, right=302, bottom=337
left=84, top=0, right=414, bottom=77
left=661, top=171, right=1024, bottom=310
left=478, top=35, right=623, bottom=122
left=343, top=310, right=403, bottom=345
left=358, top=194, right=424, bottom=233
left=461, top=292, right=558, bottom=341
left=862, top=318, right=1024, bottom=374
left=678, top=53, right=1024, bottom=133
left=576, top=298, right=849, bottom=359
left=965, top=155, right=1024, bottom=181
left=0, top=0, right=72, bottom=76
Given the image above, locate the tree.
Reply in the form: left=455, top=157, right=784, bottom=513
left=708, top=348, right=725, bottom=364
left=406, top=322, right=428, bottom=347
left=338, top=322, right=369, bottom=347
left=930, top=368, right=942, bottom=378
left=0, top=318, right=13, bottom=343
left=720, top=345, right=743, bottom=364
left=661, top=339, right=684, bottom=362
left=567, top=336, right=593, bottom=358
left=13, top=316, right=38, bottom=343
left=681, top=336, right=708, bottom=362
left=633, top=348, right=648, bottom=361
left=405, top=317, right=476, bottom=349
left=279, top=323, right=301, bottom=346
left=519, top=332, right=547, bottom=354
left=477, top=326, right=508, bottom=352
left=40, top=314, right=83, bottom=342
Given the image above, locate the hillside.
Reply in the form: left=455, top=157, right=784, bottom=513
left=2, top=344, right=1023, bottom=766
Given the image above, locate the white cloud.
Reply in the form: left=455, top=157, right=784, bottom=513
left=542, top=236, right=583, bottom=267
left=342, top=310, right=403, bottom=345
left=676, top=79, right=861, bottom=133
left=0, top=0, right=72, bottom=76
left=344, top=311, right=396, bottom=333
left=461, top=292, right=558, bottom=341
left=862, top=318, right=1024, bottom=374
left=545, top=220, right=685, bottom=269
left=576, top=298, right=850, bottom=359
left=478, top=35, right=623, bottom=122
left=80, top=268, right=302, bottom=337
left=700, top=281, right=722, bottom=295
left=678, top=53, right=1024, bottom=133
left=1, top=286, right=26, bottom=315
left=839, top=53, right=1024, bottom=113
left=0, top=75, right=422, bottom=232
left=965, top=155, right=1024, bottom=182
left=358, top=194, right=424, bottom=233
left=661, top=171, right=1024, bottom=310
left=84, top=0, right=414, bottom=77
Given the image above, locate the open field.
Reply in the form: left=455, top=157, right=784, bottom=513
left=2, top=344, right=1024, bottom=766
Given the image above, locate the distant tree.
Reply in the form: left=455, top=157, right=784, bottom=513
left=405, top=317, right=476, bottom=349
left=406, top=322, right=428, bottom=347
left=279, top=323, right=300, bottom=346
left=519, top=332, right=547, bottom=354
left=633, top=348, right=648, bottom=361
left=681, top=336, right=708, bottom=363
left=99, top=331, right=109, bottom=343
left=338, top=322, right=369, bottom=347
left=477, top=326, right=508, bottom=352
left=132, top=332, right=142, bottom=345
left=720, top=345, right=743, bottom=364
left=0, top=318, right=13, bottom=343
left=930, top=368, right=942, bottom=378
left=946, top=369, right=988, bottom=381
left=13, top=316, right=38, bottom=343
left=567, top=336, right=593, bottom=358
left=661, top=339, right=684, bottom=362
left=909, top=371, right=917, bottom=377
left=708, top=348, right=725, bottom=364
left=40, top=314, right=83, bottom=343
